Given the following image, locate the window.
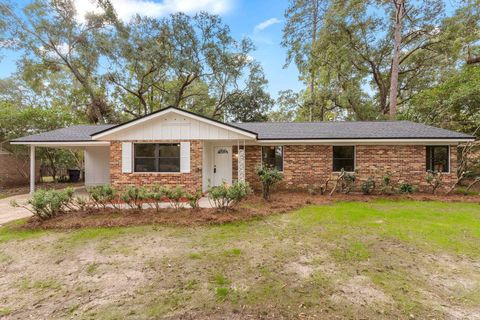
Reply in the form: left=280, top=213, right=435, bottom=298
left=134, top=143, right=180, bottom=172
left=262, top=146, right=283, bottom=171
left=333, top=146, right=355, bottom=172
left=426, top=146, right=449, bottom=172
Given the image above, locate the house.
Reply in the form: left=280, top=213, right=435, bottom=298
left=11, top=106, right=475, bottom=194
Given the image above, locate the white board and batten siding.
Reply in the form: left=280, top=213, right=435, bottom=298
left=104, top=113, right=252, bottom=141
left=85, top=146, right=110, bottom=186
left=121, top=141, right=191, bottom=173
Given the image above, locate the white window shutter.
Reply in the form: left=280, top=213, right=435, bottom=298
left=122, top=142, right=132, bottom=173
left=180, top=142, right=190, bottom=173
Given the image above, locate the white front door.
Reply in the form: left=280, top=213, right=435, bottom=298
left=213, top=146, right=232, bottom=186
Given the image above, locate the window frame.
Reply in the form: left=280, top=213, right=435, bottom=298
left=426, top=145, right=450, bottom=173
left=261, top=145, right=284, bottom=172
left=332, top=145, right=356, bottom=173
left=133, top=143, right=181, bottom=173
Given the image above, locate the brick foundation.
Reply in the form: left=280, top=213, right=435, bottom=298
left=109, top=140, right=203, bottom=192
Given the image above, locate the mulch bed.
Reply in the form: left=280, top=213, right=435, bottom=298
left=19, top=191, right=480, bottom=231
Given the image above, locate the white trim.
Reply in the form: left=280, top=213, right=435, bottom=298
left=256, top=139, right=473, bottom=145
left=91, top=108, right=257, bottom=140
left=332, top=145, right=356, bottom=173
left=30, top=145, right=35, bottom=194
left=10, top=141, right=110, bottom=147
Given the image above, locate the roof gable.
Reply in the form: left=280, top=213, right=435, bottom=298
left=91, top=107, right=257, bottom=141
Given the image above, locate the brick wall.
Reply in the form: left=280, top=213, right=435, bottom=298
left=109, top=140, right=203, bottom=192
left=236, top=144, right=458, bottom=192
left=109, top=142, right=458, bottom=193
left=0, top=152, right=40, bottom=187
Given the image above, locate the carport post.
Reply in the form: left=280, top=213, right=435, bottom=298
left=30, top=145, right=35, bottom=194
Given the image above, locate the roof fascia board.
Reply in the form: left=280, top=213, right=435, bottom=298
left=91, top=107, right=257, bottom=140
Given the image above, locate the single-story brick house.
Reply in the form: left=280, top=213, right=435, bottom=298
left=11, top=106, right=475, bottom=193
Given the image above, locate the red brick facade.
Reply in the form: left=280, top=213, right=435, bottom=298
left=233, top=144, right=458, bottom=192
left=110, top=142, right=458, bottom=193
left=109, top=140, right=203, bottom=192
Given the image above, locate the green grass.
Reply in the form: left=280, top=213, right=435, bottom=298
left=292, top=201, right=480, bottom=256
left=0, top=219, right=47, bottom=243
left=1, top=200, right=479, bottom=319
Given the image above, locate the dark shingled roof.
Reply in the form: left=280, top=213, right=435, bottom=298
left=11, top=121, right=474, bottom=143
left=231, top=121, right=474, bottom=140
left=11, top=125, right=116, bottom=142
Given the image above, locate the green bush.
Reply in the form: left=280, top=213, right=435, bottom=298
left=87, top=185, right=118, bottom=209
left=256, top=166, right=283, bottom=200
left=11, top=187, right=75, bottom=220
left=399, top=183, right=414, bottom=194
left=186, top=189, right=203, bottom=210
left=426, top=170, right=443, bottom=194
left=145, top=185, right=165, bottom=212
left=361, top=177, right=376, bottom=195
left=121, top=186, right=147, bottom=210
left=163, top=186, right=186, bottom=210
left=380, top=173, right=395, bottom=195
left=207, top=181, right=252, bottom=211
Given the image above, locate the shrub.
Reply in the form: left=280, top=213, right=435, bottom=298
left=207, top=181, right=252, bottom=211
left=11, top=187, right=75, bottom=220
left=87, top=185, right=118, bottom=209
left=361, top=177, right=376, bottom=195
left=426, top=170, right=443, bottom=194
left=145, top=185, right=164, bottom=212
left=256, top=166, right=283, bottom=201
left=380, top=173, right=395, bottom=195
left=330, top=169, right=356, bottom=195
left=186, top=189, right=203, bottom=210
left=399, top=183, right=414, bottom=194
left=121, top=186, right=147, bottom=210
left=163, top=186, right=186, bottom=210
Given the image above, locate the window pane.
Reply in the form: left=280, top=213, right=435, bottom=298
left=135, top=158, right=156, bottom=172
left=262, top=146, right=283, bottom=171
left=333, top=146, right=355, bottom=172
left=333, top=146, right=354, bottom=159
left=158, top=158, right=180, bottom=172
left=159, top=144, right=180, bottom=157
left=135, top=144, right=155, bottom=157
left=426, top=146, right=449, bottom=172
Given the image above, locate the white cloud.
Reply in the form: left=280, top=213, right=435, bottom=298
left=254, top=18, right=281, bottom=32
left=73, top=0, right=232, bottom=22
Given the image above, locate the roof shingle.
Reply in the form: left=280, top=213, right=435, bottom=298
left=231, top=121, right=474, bottom=140
left=11, top=121, right=474, bottom=143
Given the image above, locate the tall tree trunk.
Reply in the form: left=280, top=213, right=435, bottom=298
left=309, top=0, right=319, bottom=122
left=389, top=0, right=405, bottom=120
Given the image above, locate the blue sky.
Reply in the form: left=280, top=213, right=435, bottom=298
left=0, top=0, right=303, bottom=99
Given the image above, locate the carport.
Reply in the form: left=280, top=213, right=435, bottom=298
left=10, top=125, right=115, bottom=193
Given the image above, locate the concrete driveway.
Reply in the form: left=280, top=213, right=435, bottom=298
left=0, top=193, right=33, bottom=226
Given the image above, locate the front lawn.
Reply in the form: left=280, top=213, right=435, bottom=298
left=0, top=200, right=479, bottom=319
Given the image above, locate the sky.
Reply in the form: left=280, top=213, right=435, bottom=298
left=0, top=0, right=303, bottom=99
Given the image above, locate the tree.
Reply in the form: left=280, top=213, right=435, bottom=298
left=0, top=0, right=116, bottom=123
left=282, top=0, right=327, bottom=121
left=102, top=12, right=273, bottom=120
left=404, top=65, right=480, bottom=137
left=284, top=0, right=452, bottom=120
left=389, top=0, right=405, bottom=119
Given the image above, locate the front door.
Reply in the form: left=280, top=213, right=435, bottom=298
left=213, top=146, right=232, bottom=186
